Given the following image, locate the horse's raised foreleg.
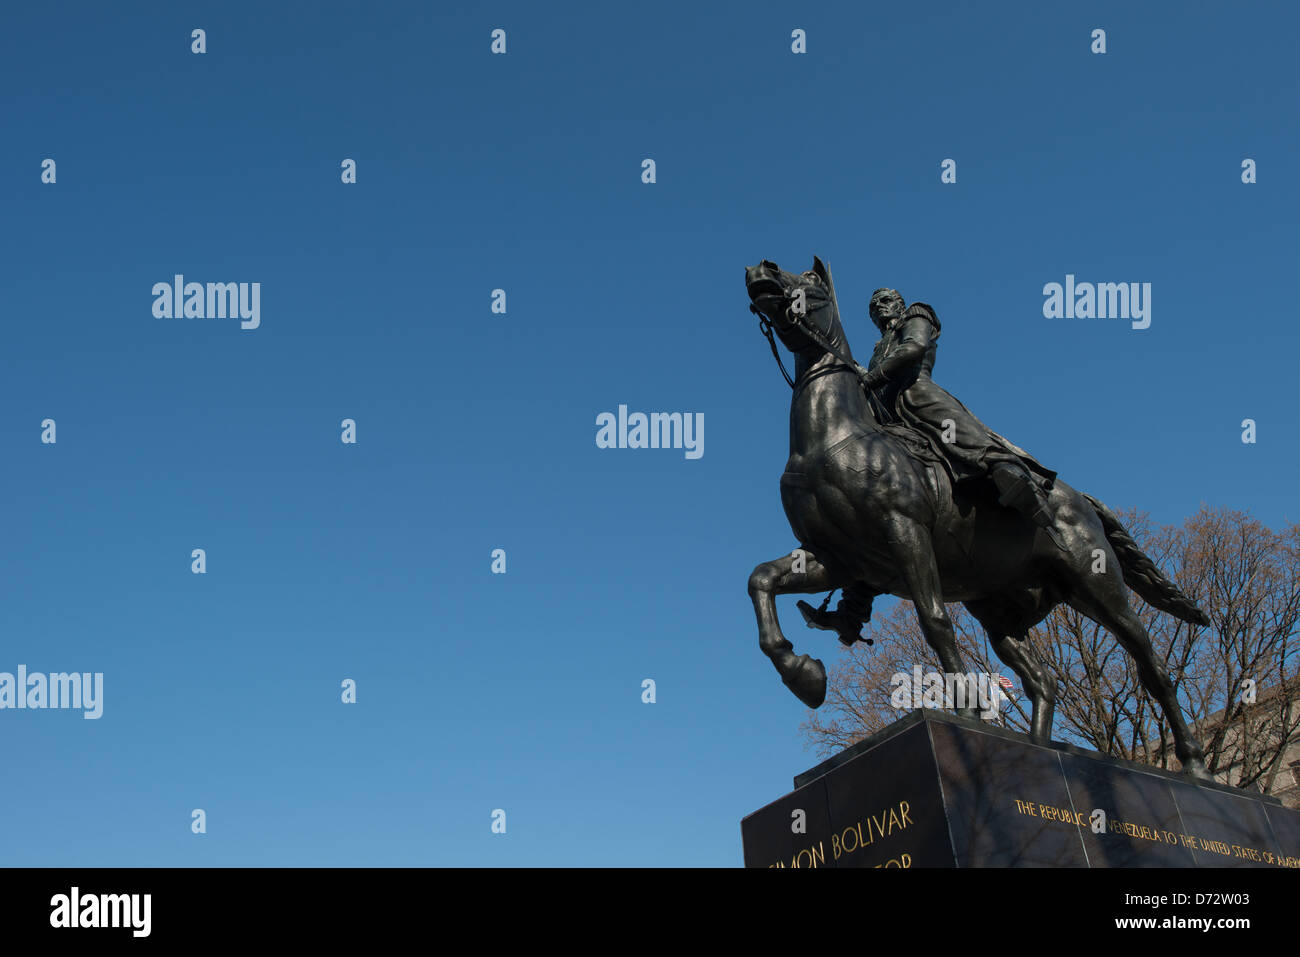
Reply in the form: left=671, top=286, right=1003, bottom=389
left=748, top=549, right=844, bottom=708
left=886, top=518, right=979, bottom=719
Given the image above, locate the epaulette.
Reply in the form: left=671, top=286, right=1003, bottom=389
left=904, top=302, right=940, bottom=331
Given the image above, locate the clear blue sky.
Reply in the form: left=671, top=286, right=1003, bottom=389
left=1, top=1, right=1296, bottom=866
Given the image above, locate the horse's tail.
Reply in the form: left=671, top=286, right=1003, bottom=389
left=1083, top=493, right=1210, bottom=627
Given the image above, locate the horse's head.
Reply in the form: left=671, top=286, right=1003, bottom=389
left=745, top=256, right=847, bottom=360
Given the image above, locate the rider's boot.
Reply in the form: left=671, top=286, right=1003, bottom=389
left=797, top=584, right=876, bottom=647
left=991, top=464, right=1066, bottom=551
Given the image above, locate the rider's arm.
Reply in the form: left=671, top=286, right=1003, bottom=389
left=865, top=317, right=931, bottom=388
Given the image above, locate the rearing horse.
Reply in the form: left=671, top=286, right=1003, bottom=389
left=744, top=256, right=1212, bottom=778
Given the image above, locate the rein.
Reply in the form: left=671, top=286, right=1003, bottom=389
left=750, top=300, right=872, bottom=392
left=752, top=304, right=796, bottom=388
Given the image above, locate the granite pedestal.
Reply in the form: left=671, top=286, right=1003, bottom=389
left=742, top=710, right=1300, bottom=868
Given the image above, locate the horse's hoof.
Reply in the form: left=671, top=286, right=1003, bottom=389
left=783, top=655, right=827, bottom=708
left=1182, top=757, right=1214, bottom=783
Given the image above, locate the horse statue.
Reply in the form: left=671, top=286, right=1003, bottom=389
left=743, top=256, right=1212, bottom=779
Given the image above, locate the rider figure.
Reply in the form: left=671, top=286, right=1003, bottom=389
left=862, top=288, right=1057, bottom=528
left=800, top=288, right=1062, bottom=646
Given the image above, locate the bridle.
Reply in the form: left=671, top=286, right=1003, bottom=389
left=750, top=292, right=872, bottom=392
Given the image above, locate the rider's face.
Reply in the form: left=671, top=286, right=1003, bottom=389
left=870, top=291, right=903, bottom=328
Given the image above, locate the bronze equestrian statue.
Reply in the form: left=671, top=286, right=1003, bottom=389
left=743, top=256, right=1212, bottom=778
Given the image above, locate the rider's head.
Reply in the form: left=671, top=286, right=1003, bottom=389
left=869, top=288, right=905, bottom=332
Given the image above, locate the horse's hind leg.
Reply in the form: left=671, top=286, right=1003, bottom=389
left=992, top=633, right=1055, bottom=742
left=965, top=599, right=1057, bottom=743
left=748, top=549, right=844, bottom=708
left=1063, top=559, right=1210, bottom=779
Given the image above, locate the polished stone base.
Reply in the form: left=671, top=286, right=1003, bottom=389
left=741, top=710, right=1300, bottom=868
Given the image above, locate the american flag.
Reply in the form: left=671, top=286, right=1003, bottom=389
left=993, top=674, right=1015, bottom=691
